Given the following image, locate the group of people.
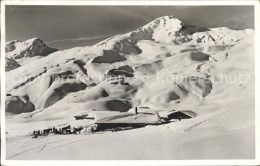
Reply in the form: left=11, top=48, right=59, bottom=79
left=32, top=125, right=84, bottom=138
left=32, top=128, right=52, bottom=138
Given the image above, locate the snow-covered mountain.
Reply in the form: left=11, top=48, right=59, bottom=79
left=5, top=38, right=58, bottom=71
left=5, top=15, right=255, bottom=159
left=5, top=15, right=253, bottom=115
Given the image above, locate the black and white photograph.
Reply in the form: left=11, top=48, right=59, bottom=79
left=1, top=1, right=259, bottom=164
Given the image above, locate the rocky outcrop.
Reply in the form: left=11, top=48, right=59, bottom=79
left=92, top=50, right=127, bottom=63
left=190, top=52, right=210, bottom=61
left=5, top=95, right=35, bottom=114
left=113, top=39, right=142, bottom=55
left=5, top=57, right=20, bottom=71
left=5, top=38, right=58, bottom=71
left=107, top=65, right=134, bottom=78
left=5, top=40, right=20, bottom=52
left=106, top=100, right=132, bottom=112
left=43, top=82, right=87, bottom=108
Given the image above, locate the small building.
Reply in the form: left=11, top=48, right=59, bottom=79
left=166, top=110, right=197, bottom=120
left=74, top=114, right=88, bottom=120
left=94, top=111, right=161, bottom=131
left=74, top=114, right=95, bottom=120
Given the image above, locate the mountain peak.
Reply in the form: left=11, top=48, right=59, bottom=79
left=128, top=15, right=253, bottom=45
left=97, top=15, right=252, bottom=53
left=141, top=15, right=183, bottom=31
left=5, top=37, right=58, bottom=59
left=129, top=15, right=199, bottom=44
left=23, top=37, right=44, bottom=46
left=5, top=37, right=58, bottom=71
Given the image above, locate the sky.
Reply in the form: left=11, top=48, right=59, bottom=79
left=6, top=6, right=254, bottom=50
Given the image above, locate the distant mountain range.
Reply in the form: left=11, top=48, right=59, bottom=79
left=5, top=15, right=254, bottom=119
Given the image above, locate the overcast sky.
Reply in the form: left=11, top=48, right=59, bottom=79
left=6, top=6, right=254, bottom=50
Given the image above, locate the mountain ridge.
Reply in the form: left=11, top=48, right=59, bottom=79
left=5, top=15, right=254, bottom=116
left=5, top=37, right=58, bottom=71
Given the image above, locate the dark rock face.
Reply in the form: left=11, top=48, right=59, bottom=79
left=107, top=69, right=134, bottom=78
left=190, top=52, right=210, bottom=61
left=5, top=40, right=20, bottom=52
left=92, top=50, right=127, bottom=63
left=118, top=65, right=134, bottom=73
left=107, top=65, right=134, bottom=78
left=74, top=60, right=88, bottom=75
left=101, top=89, right=109, bottom=97
left=168, top=92, right=180, bottom=101
left=5, top=57, right=21, bottom=71
left=130, top=28, right=154, bottom=42
left=5, top=96, right=35, bottom=114
left=106, top=100, right=132, bottom=112
left=113, top=39, right=142, bottom=55
left=201, top=79, right=213, bottom=97
left=43, top=82, right=87, bottom=108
